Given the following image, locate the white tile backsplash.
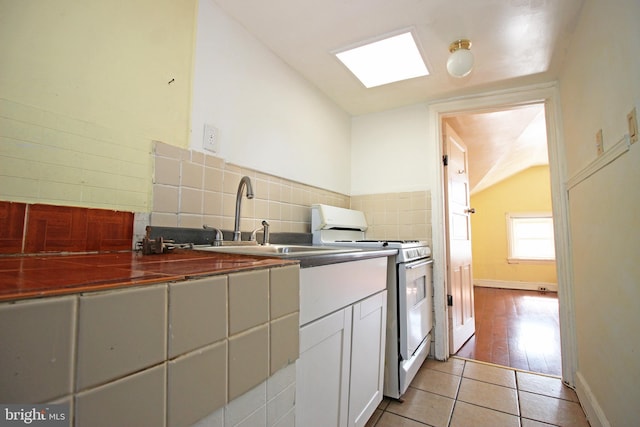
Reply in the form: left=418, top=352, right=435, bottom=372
left=351, top=190, right=432, bottom=244
left=151, top=141, right=349, bottom=233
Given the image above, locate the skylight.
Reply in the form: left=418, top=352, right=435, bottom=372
left=334, top=31, right=429, bottom=88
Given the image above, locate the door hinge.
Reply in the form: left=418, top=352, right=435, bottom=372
left=442, top=155, right=449, bottom=166
left=447, top=294, right=453, bottom=306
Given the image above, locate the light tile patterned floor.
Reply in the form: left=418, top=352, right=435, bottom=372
left=366, top=357, right=590, bottom=427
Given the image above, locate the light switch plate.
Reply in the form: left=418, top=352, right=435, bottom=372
left=627, top=107, right=638, bottom=144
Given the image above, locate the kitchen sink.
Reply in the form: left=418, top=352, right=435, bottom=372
left=193, top=244, right=359, bottom=257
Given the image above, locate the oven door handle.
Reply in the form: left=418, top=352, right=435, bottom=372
left=403, top=258, right=432, bottom=270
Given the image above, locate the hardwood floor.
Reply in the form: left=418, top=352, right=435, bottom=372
left=455, top=287, right=562, bottom=376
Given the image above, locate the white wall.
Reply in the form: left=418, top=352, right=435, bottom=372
left=0, top=0, right=197, bottom=211
left=350, top=104, right=432, bottom=195
left=559, top=0, right=640, bottom=425
left=191, top=0, right=352, bottom=195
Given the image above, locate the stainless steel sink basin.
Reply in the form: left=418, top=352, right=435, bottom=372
left=193, top=244, right=359, bottom=257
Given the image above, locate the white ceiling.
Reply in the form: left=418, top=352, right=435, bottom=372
left=212, top=0, right=583, bottom=190
left=213, top=0, right=583, bottom=116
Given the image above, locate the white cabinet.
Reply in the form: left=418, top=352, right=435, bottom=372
left=296, top=291, right=387, bottom=427
left=297, top=307, right=352, bottom=427
left=296, top=257, right=389, bottom=427
left=349, top=291, right=387, bottom=427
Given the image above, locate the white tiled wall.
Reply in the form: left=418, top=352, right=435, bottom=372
left=0, top=265, right=300, bottom=427
left=152, top=142, right=433, bottom=242
left=151, top=141, right=349, bottom=233
left=351, top=191, right=432, bottom=245
left=0, top=98, right=151, bottom=212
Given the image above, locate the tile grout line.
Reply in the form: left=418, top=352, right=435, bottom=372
left=456, top=359, right=525, bottom=425
left=446, top=359, right=467, bottom=427
left=370, top=358, right=580, bottom=427
left=515, top=365, right=523, bottom=422
left=453, top=355, right=562, bottom=379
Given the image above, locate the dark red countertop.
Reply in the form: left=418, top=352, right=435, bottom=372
left=0, top=250, right=297, bottom=302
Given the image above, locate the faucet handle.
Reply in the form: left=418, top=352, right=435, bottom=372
left=250, top=220, right=270, bottom=245
left=203, top=225, right=223, bottom=246
left=249, top=227, right=259, bottom=241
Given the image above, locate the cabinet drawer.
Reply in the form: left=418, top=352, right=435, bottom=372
left=299, top=257, right=388, bottom=325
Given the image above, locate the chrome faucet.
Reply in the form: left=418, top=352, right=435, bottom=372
left=233, top=176, right=254, bottom=241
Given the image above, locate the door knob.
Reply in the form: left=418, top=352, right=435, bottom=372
left=465, top=208, right=476, bottom=214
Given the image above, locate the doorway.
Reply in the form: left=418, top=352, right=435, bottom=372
left=442, top=103, right=561, bottom=376
left=427, top=84, right=577, bottom=386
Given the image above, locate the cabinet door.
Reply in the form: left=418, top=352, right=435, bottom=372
left=296, top=307, right=352, bottom=427
left=349, top=291, right=387, bottom=427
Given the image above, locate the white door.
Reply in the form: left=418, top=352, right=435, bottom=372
left=443, top=123, right=476, bottom=353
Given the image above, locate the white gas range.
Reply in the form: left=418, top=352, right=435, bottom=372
left=311, top=204, right=433, bottom=399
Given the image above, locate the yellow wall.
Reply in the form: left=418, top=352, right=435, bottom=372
left=0, top=0, right=197, bottom=211
left=470, top=165, right=557, bottom=284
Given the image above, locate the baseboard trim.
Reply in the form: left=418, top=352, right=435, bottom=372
left=474, top=279, right=558, bottom=292
left=575, top=371, right=611, bottom=427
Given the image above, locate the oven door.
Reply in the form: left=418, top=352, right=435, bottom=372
left=398, top=258, right=433, bottom=361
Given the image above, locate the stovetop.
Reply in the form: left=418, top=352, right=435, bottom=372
left=327, top=239, right=431, bottom=263
left=333, top=239, right=426, bottom=249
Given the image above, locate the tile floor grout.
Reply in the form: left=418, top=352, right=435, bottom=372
left=366, top=356, right=590, bottom=427
left=457, top=355, right=570, bottom=382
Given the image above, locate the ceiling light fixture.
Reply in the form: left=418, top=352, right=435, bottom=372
left=446, top=39, right=474, bottom=78
left=334, top=31, right=429, bottom=88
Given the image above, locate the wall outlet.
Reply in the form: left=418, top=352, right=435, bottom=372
left=595, top=129, right=604, bottom=156
left=538, top=286, right=548, bottom=293
left=627, top=107, right=638, bottom=144
left=203, top=123, right=219, bottom=153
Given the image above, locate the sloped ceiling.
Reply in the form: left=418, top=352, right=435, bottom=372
left=445, top=104, right=549, bottom=194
